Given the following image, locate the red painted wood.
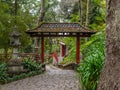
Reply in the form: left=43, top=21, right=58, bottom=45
left=64, top=45, right=66, bottom=56
left=62, top=45, right=64, bottom=57
left=61, top=45, right=66, bottom=57
left=76, top=36, right=80, bottom=64
left=53, top=52, right=58, bottom=63
left=41, top=37, right=44, bottom=63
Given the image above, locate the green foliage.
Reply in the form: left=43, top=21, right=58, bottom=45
left=77, top=32, right=105, bottom=90
left=24, top=45, right=33, bottom=53
left=89, top=0, right=106, bottom=30
left=44, top=0, right=59, bottom=22
left=61, top=32, right=105, bottom=90
left=9, top=71, right=41, bottom=82
left=60, top=38, right=76, bottom=64
left=81, top=31, right=105, bottom=52
left=2, top=71, right=42, bottom=84
left=70, top=14, right=79, bottom=22
left=62, top=46, right=76, bottom=64
left=0, top=1, right=13, bottom=51
left=0, top=0, right=39, bottom=55
left=0, top=63, right=8, bottom=83
left=0, top=54, right=11, bottom=62
left=0, top=59, right=43, bottom=84
left=22, top=58, right=42, bottom=72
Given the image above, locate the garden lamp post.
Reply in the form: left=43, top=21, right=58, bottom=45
left=8, top=25, right=24, bottom=73
left=10, top=25, right=21, bottom=60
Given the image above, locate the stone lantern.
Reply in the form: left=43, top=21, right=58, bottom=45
left=8, top=26, right=24, bottom=73
left=10, top=26, right=21, bottom=60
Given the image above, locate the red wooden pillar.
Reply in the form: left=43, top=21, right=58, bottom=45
left=62, top=45, right=66, bottom=57
left=41, top=36, right=44, bottom=63
left=76, top=36, right=80, bottom=64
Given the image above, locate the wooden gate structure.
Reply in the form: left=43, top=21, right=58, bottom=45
left=26, top=22, right=96, bottom=64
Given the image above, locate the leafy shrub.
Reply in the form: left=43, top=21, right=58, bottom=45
left=0, top=63, right=8, bottom=83
left=8, top=71, right=38, bottom=82
left=22, top=58, right=42, bottom=72
left=0, top=58, right=43, bottom=84
left=77, top=32, right=105, bottom=90
left=0, top=54, right=12, bottom=62
left=5, top=71, right=42, bottom=84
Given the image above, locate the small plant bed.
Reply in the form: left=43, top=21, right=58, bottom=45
left=1, top=70, right=43, bottom=84
left=0, top=58, right=44, bottom=84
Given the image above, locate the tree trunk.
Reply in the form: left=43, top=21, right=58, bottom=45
left=14, top=0, right=17, bottom=24
left=38, top=0, right=45, bottom=24
left=78, top=0, right=83, bottom=25
left=34, top=0, right=45, bottom=53
left=97, top=0, right=120, bottom=90
left=85, top=0, right=90, bottom=27
left=85, top=0, right=90, bottom=42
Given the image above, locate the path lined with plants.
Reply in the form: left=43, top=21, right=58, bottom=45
left=0, top=65, right=80, bottom=90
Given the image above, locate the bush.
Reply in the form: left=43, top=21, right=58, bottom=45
left=0, top=63, right=8, bottom=83
left=8, top=71, right=40, bottom=82
left=4, top=71, right=42, bottom=84
left=22, top=58, right=42, bottom=72
left=77, top=32, right=105, bottom=90
left=0, top=58, right=43, bottom=84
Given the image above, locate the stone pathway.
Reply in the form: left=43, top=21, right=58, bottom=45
left=0, top=65, right=80, bottom=90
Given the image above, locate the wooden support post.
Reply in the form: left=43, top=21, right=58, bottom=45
left=76, top=36, right=80, bottom=64
left=41, top=36, right=44, bottom=63
left=62, top=45, right=66, bottom=57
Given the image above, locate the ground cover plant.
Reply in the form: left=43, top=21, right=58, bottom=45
left=0, top=63, right=8, bottom=83
left=0, top=58, right=43, bottom=84
left=77, top=31, right=105, bottom=90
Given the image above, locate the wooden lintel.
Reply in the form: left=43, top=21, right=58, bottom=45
left=30, top=34, right=91, bottom=37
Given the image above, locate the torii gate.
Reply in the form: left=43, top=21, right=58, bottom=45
left=26, top=22, right=96, bottom=64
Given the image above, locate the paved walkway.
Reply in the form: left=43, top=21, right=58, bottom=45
left=0, top=65, right=80, bottom=90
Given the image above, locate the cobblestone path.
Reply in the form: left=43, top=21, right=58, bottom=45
left=0, top=65, right=80, bottom=90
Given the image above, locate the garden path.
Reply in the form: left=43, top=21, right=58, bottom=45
left=0, top=65, right=80, bottom=90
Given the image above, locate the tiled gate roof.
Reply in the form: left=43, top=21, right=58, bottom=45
left=26, top=22, right=96, bottom=37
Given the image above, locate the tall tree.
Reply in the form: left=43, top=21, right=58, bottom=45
left=0, top=0, right=39, bottom=54
left=85, top=0, right=90, bottom=27
left=78, top=0, right=83, bottom=24
left=38, top=0, right=45, bottom=24
left=97, top=0, right=120, bottom=89
left=33, top=0, right=45, bottom=52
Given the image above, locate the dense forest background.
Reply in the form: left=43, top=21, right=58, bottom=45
left=0, top=0, right=106, bottom=89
